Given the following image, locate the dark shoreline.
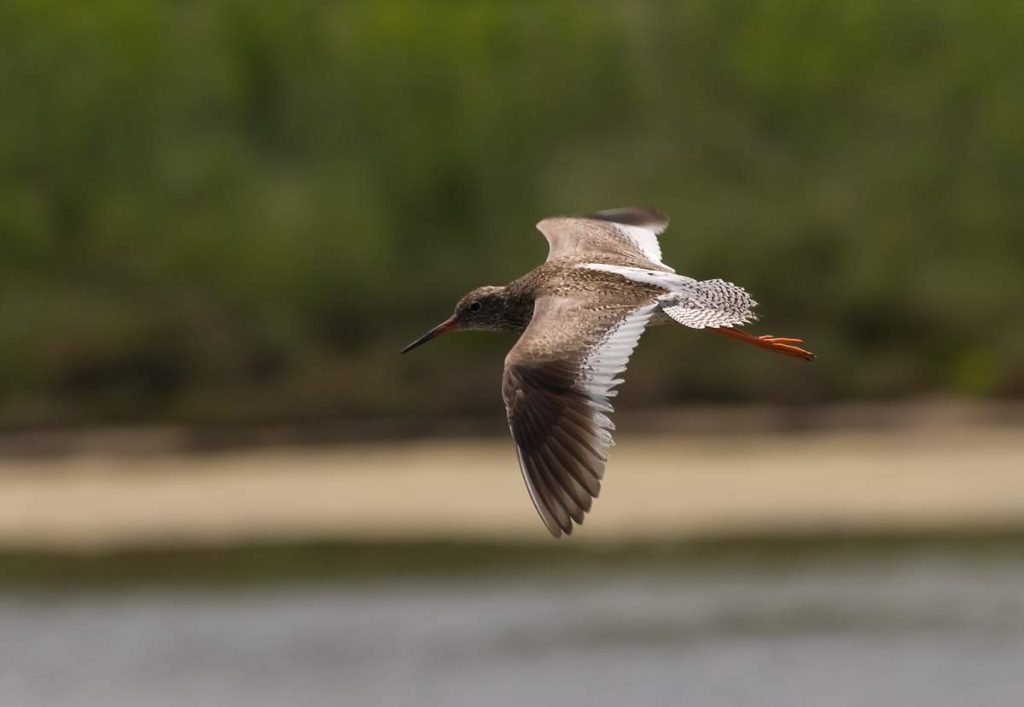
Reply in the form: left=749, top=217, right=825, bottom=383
left=0, top=399, right=1021, bottom=461
left=4, top=528, right=1024, bottom=591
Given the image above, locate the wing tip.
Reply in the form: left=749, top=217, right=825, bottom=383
left=585, top=207, right=669, bottom=234
left=536, top=207, right=670, bottom=235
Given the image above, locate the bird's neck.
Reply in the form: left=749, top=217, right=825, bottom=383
left=496, top=284, right=535, bottom=333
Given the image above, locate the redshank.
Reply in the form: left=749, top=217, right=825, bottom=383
left=402, top=208, right=814, bottom=537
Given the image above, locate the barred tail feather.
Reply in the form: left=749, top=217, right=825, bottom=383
left=659, top=278, right=758, bottom=329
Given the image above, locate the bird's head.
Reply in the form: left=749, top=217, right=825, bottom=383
left=401, top=286, right=509, bottom=353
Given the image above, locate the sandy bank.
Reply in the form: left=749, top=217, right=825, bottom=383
left=1, top=420, right=1022, bottom=550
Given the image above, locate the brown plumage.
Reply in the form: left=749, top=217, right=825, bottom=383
left=402, top=207, right=814, bottom=538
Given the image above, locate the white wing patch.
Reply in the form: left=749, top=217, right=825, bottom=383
left=579, top=263, right=697, bottom=293
left=577, top=303, right=659, bottom=449
left=614, top=224, right=672, bottom=269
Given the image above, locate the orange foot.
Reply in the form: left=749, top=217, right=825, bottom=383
left=711, top=327, right=816, bottom=361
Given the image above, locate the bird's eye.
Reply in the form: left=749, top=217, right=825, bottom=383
left=469, top=302, right=482, bottom=312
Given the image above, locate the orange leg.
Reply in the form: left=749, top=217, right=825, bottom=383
left=711, top=327, right=816, bottom=361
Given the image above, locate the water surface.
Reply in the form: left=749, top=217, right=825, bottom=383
left=4, top=542, right=1024, bottom=706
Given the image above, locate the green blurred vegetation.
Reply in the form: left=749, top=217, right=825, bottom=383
left=1, top=0, right=1022, bottom=427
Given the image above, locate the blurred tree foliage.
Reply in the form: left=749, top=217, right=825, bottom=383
left=1, top=0, right=1022, bottom=426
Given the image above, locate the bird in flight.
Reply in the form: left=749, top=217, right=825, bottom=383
left=402, top=208, right=814, bottom=537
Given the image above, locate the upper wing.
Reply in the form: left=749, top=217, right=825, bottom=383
left=535, top=207, right=674, bottom=271
left=501, top=294, right=658, bottom=537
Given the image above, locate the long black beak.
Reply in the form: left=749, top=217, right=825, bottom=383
left=401, top=316, right=458, bottom=354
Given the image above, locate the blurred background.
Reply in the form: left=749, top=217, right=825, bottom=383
left=2, top=2, right=1024, bottom=706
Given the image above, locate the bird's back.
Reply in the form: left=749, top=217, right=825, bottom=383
left=509, top=257, right=670, bottom=310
